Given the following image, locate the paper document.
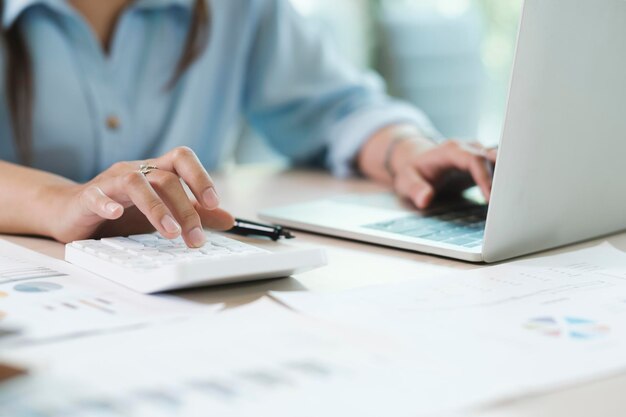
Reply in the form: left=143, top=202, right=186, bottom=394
left=272, top=243, right=626, bottom=412
left=0, top=299, right=422, bottom=417
left=0, top=240, right=208, bottom=345
left=5, top=242, right=626, bottom=416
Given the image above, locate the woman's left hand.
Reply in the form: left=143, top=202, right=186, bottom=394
left=358, top=125, right=498, bottom=209
left=389, top=139, right=498, bottom=209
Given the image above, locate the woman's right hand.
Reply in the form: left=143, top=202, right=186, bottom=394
left=49, top=147, right=235, bottom=247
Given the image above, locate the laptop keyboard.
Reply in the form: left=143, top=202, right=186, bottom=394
left=364, top=205, right=487, bottom=248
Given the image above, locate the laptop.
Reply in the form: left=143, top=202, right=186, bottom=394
left=259, top=0, right=626, bottom=263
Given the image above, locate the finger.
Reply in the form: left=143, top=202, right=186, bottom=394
left=102, top=171, right=182, bottom=239
left=458, top=143, right=493, bottom=201
left=195, top=205, right=236, bottom=231
left=471, top=143, right=497, bottom=164
left=151, top=147, right=219, bottom=211
left=148, top=170, right=206, bottom=248
left=447, top=143, right=495, bottom=201
left=468, top=156, right=493, bottom=201
left=95, top=207, right=155, bottom=238
left=394, top=166, right=436, bottom=209
left=456, top=141, right=495, bottom=160
left=80, top=186, right=125, bottom=220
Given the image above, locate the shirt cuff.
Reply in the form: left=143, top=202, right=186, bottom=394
left=326, top=101, right=443, bottom=178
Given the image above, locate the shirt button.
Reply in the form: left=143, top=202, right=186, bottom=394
left=106, top=115, right=121, bottom=130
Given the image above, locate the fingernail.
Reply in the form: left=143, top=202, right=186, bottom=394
left=202, top=187, right=219, bottom=209
left=106, top=202, right=122, bottom=214
left=419, top=189, right=432, bottom=207
left=189, top=227, right=206, bottom=248
left=161, top=214, right=181, bottom=235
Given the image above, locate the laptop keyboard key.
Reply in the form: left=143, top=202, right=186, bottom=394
left=365, top=205, right=487, bottom=248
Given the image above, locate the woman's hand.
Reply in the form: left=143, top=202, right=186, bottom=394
left=359, top=125, right=498, bottom=209
left=49, top=147, right=235, bottom=247
left=389, top=139, right=497, bottom=209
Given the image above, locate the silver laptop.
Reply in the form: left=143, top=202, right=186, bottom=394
left=260, top=0, right=626, bottom=263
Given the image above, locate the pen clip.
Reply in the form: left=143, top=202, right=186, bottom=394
left=230, top=219, right=294, bottom=241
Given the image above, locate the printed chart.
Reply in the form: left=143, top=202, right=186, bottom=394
left=0, top=256, right=67, bottom=284
left=13, top=282, right=64, bottom=293
left=524, top=316, right=611, bottom=341
left=0, top=240, right=204, bottom=344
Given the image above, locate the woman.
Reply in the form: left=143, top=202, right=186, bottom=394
left=0, top=0, right=496, bottom=248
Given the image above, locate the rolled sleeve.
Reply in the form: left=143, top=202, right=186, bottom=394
left=326, top=99, right=442, bottom=178
left=243, top=0, right=442, bottom=177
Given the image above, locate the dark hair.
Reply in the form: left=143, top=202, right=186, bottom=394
left=0, top=0, right=210, bottom=165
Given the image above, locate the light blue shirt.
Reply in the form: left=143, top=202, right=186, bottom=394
left=0, top=0, right=440, bottom=182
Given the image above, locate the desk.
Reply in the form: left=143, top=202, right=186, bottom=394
left=4, top=165, right=626, bottom=417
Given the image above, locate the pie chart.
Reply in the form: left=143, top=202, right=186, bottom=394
left=524, top=316, right=610, bottom=340
left=13, top=282, right=64, bottom=293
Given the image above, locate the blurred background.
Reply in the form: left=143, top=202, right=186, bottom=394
left=235, top=0, right=523, bottom=164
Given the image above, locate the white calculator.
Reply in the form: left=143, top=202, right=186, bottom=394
left=65, top=232, right=327, bottom=294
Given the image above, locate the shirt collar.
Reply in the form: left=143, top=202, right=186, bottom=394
left=3, top=0, right=53, bottom=28
left=2, top=0, right=195, bottom=28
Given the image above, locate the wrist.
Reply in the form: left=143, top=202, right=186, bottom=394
left=388, top=135, right=436, bottom=178
left=37, top=182, right=81, bottom=241
left=359, top=124, right=435, bottom=183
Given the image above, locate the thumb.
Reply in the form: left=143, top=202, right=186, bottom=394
left=80, top=186, right=124, bottom=220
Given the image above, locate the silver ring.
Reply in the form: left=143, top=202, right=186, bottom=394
left=459, top=142, right=490, bottom=159
left=139, top=164, right=158, bottom=176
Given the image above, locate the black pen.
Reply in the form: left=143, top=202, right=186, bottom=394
left=227, top=218, right=295, bottom=241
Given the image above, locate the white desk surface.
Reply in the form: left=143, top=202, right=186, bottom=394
left=4, top=165, right=626, bottom=417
